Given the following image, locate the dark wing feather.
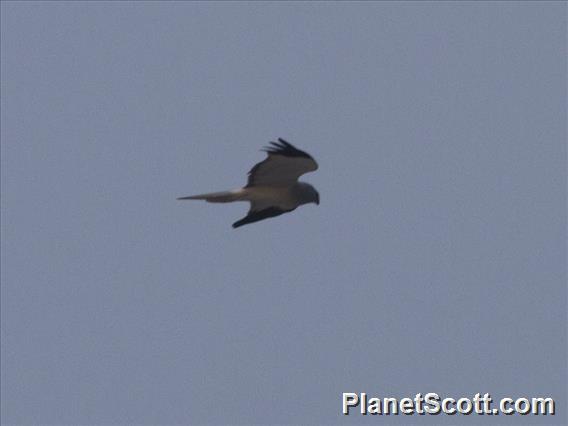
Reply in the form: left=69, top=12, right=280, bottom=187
left=263, top=138, right=314, bottom=158
left=232, top=207, right=295, bottom=228
left=246, top=138, right=318, bottom=187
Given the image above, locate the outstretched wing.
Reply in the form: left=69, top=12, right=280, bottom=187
left=246, top=138, right=318, bottom=187
left=232, top=206, right=295, bottom=228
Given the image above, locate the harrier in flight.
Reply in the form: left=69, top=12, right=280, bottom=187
left=178, top=138, right=319, bottom=228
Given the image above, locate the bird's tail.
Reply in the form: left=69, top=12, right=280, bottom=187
left=177, top=189, right=245, bottom=203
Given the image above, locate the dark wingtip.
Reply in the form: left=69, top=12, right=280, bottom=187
left=261, top=138, right=312, bottom=159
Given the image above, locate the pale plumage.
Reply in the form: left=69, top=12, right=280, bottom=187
left=178, top=138, right=319, bottom=228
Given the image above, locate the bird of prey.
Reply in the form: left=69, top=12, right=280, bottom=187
left=178, top=138, right=319, bottom=228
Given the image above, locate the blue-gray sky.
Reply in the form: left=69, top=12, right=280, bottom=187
left=1, top=2, right=566, bottom=425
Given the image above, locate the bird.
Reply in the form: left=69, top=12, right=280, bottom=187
left=178, top=138, right=319, bottom=228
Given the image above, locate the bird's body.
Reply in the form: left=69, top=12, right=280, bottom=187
left=240, top=186, right=297, bottom=209
left=178, top=139, right=319, bottom=228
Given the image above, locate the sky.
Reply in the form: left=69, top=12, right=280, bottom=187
left=1, top=2, right=566, bottom=425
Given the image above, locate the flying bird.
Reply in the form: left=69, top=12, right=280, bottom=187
left=178, top=138, right=319, bottom=228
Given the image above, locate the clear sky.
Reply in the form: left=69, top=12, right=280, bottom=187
left=1, top=2, right=566, bottom=425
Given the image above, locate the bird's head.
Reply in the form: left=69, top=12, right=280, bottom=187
left=298, top=182, right=319, bottom=206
